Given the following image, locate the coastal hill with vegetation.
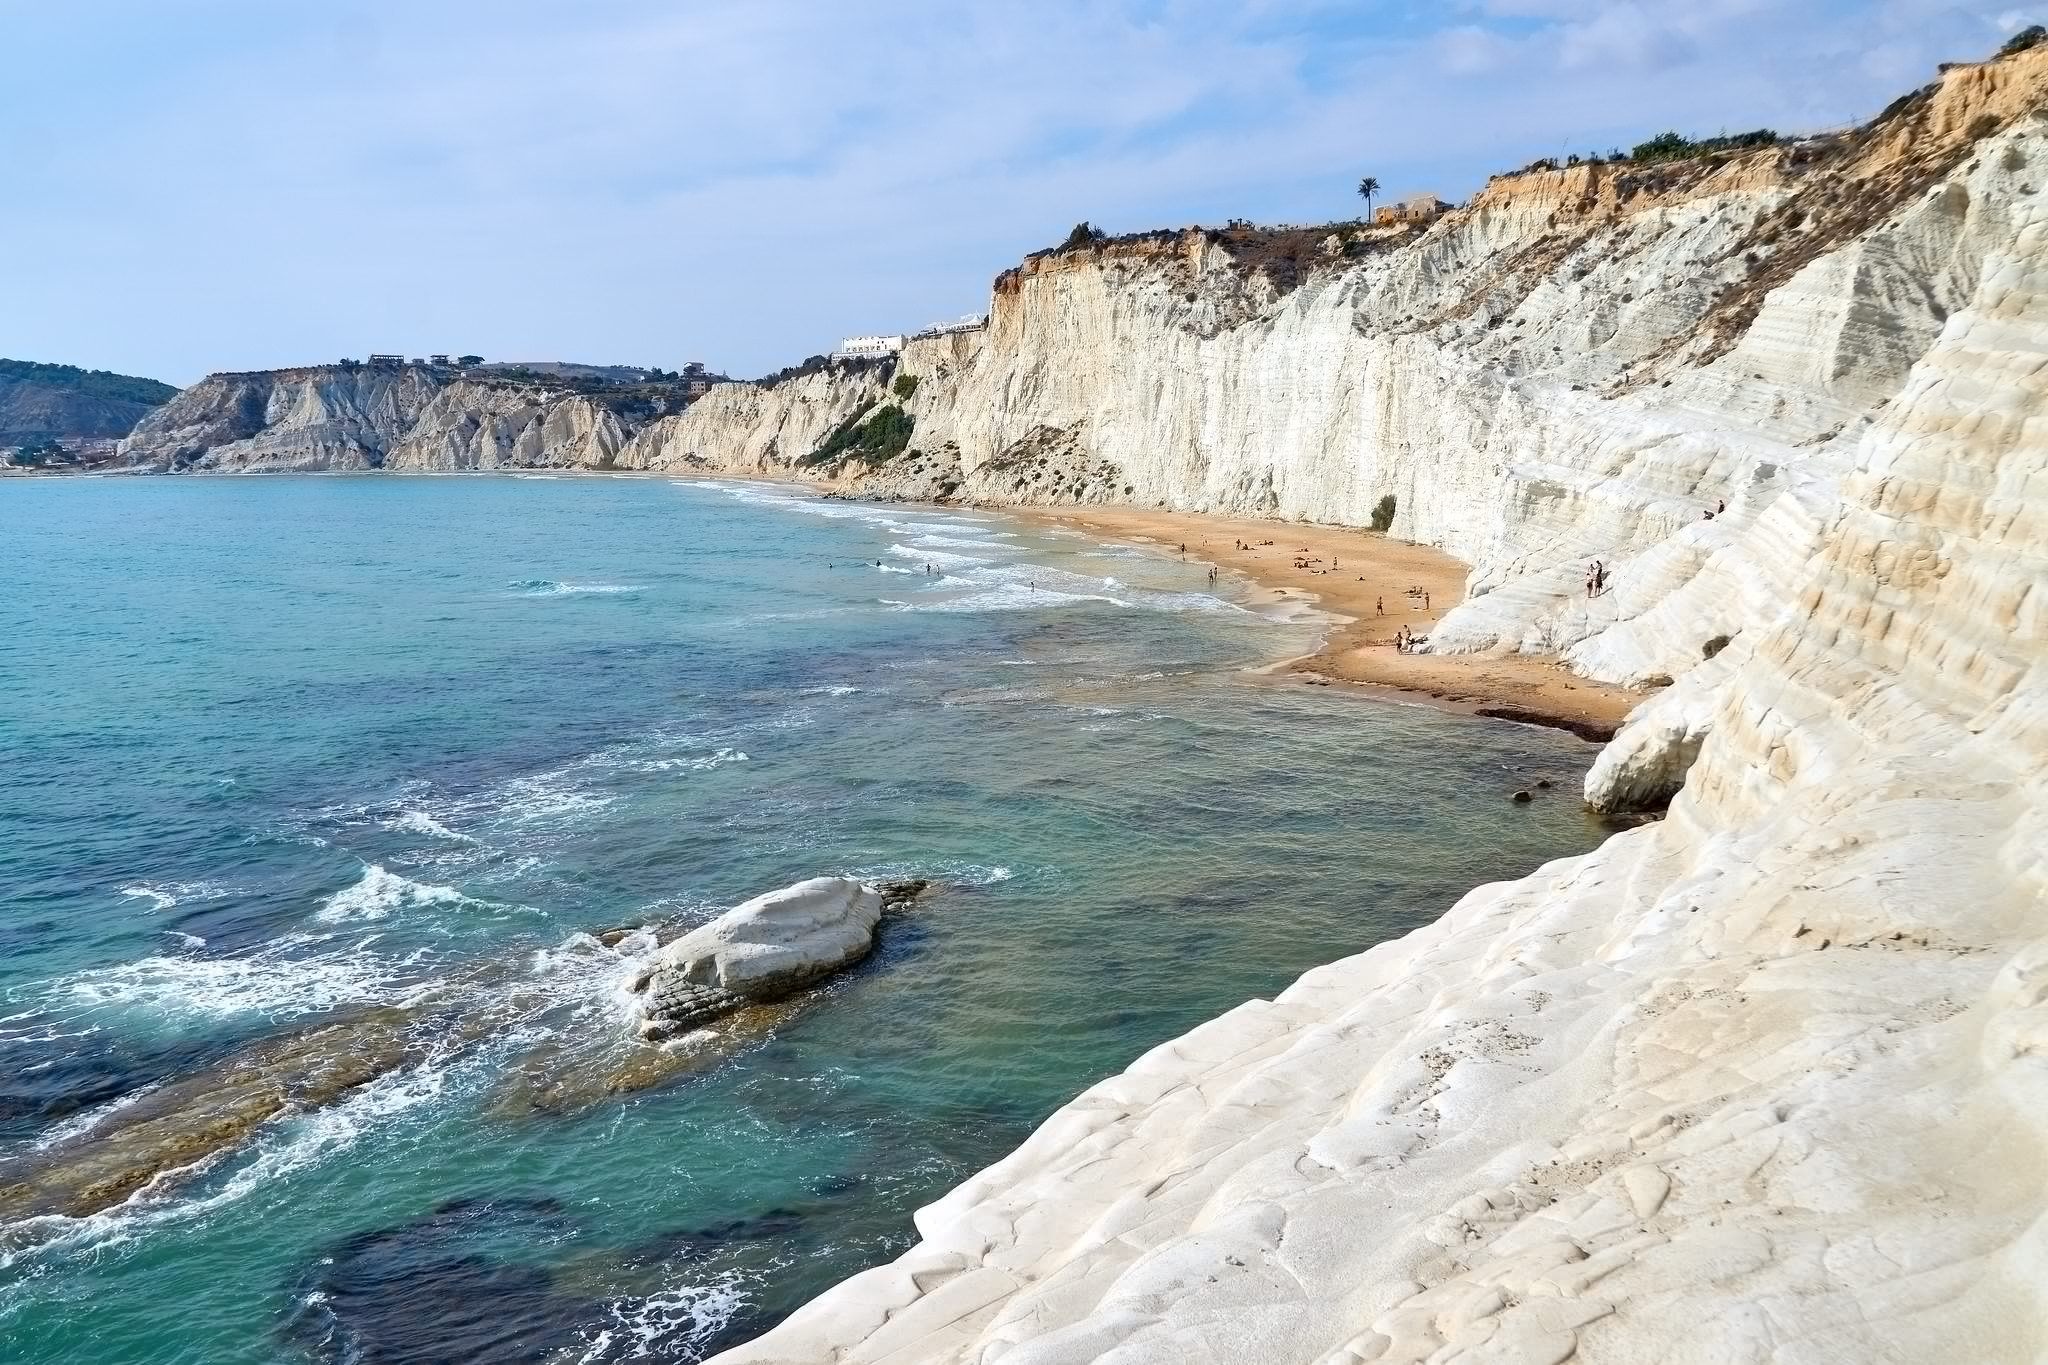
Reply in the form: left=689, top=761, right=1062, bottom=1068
left=0, top=357, right=178, bottom=460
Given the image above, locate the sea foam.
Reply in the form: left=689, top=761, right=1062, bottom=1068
left=317, top=865, right=472, bottom=922
left=55, top=934, right=431, bottom=1023
left=508, top=580, right=647, bottom=597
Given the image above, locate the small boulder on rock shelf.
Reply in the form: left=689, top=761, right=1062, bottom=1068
left=1511, top=790, right=1534, bottom=803
left=628, top=877, right=928, bottom=1041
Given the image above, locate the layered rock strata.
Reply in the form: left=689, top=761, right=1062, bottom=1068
left=117, top=366, right=642, bottom=472
left=694, top=49, right=2048, bottom=1365
left=707, top=179, right=2048, bottom=1365
left=619, top=52, right=2045, bottom=739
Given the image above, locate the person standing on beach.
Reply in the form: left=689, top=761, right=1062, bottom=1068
left=1424, top=592, right=1431, bottom=609
left=1377, top=596, right=1383, bottom=615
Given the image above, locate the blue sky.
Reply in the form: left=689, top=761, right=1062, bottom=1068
left=2, top=0, right=2036, bottom=385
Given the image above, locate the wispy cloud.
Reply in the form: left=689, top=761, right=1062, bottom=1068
left=0, top=0, right=2023, bottom=383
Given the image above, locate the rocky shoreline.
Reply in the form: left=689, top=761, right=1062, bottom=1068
left=0, top=878, right=934, bottom=1234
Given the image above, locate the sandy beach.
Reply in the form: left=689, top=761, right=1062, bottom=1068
left=1019, top=505, right=1646, bottom=740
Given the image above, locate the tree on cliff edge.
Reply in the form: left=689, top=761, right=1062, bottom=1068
left=1061, top=221, right=1107, bottom=252
left=1356, top=176, right=1381, bottom=219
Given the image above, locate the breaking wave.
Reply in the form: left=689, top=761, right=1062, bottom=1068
left=508, top=580, right=647, bottom=597
left=51, top=933, right=435, bottom=1023
left=118, top=882, right=237, bottom=913
left=317, top=865, right=479, bottom=923
left=571, top=1274, right=754, bottom=1364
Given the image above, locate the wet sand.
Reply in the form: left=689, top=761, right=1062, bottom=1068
left=1018, top=506, right=1645, bottom=741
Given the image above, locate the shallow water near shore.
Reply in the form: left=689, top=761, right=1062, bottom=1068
left=0, top=475, right=1609, bottom=1364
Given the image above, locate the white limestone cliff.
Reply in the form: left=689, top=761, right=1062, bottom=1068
left=614, top=53, right=2045, bottom=730
left=383, top=382, right=629, bottom=471
left=117, top=367, right=638, bottom=471
left=707, top=159, right=2048, bottom=1365
left=691, top=49, right=2048, bottom=1365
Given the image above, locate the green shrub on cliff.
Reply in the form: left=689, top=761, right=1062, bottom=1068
left=855, top=404, right=915, bottom=460
left=1626, top=128, right=1782, bottom=166
left=1059, top=221, right=1108, bottom=253
left=804, top=402, right=915, bottom=466
left=1371, top=494, right=1397, bottom=532
left=892, top=372, right=920, bottom=400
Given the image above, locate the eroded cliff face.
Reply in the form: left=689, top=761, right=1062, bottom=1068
left=620, top=52, right=2044, bottom=709
left=706, top=142, right=2048, bottom=1365
left=117, top=367, right=635, bottom=472
left=701, top=51, right=2048, bottom=1365
left=383, top=383, right=629, bottom=471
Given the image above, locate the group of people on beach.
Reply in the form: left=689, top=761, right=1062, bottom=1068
left=1375, top=584, right=1434, bottom=653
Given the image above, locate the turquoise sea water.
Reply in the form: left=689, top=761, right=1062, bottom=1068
left=0, top=476, right=1607, bottom=1364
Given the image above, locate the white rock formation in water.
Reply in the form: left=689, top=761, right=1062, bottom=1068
left=695, top=47, right=2048, bottom=1365
left=628, top=877, right=885, bottom=1040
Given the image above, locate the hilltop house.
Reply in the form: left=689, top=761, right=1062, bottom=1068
left=1374, top=193, right=1451, bottom=227
left=680, top=361, right=721, bottom=399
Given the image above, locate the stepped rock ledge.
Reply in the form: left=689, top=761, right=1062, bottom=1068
left=122, top=46, right=2048, bottom=1363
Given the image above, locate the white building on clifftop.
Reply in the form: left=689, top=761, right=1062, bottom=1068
left=834, top=334, right=905, bottom=358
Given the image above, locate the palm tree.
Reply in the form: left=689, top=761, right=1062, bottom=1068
left=1356, top=176, right=1381, bottom=221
